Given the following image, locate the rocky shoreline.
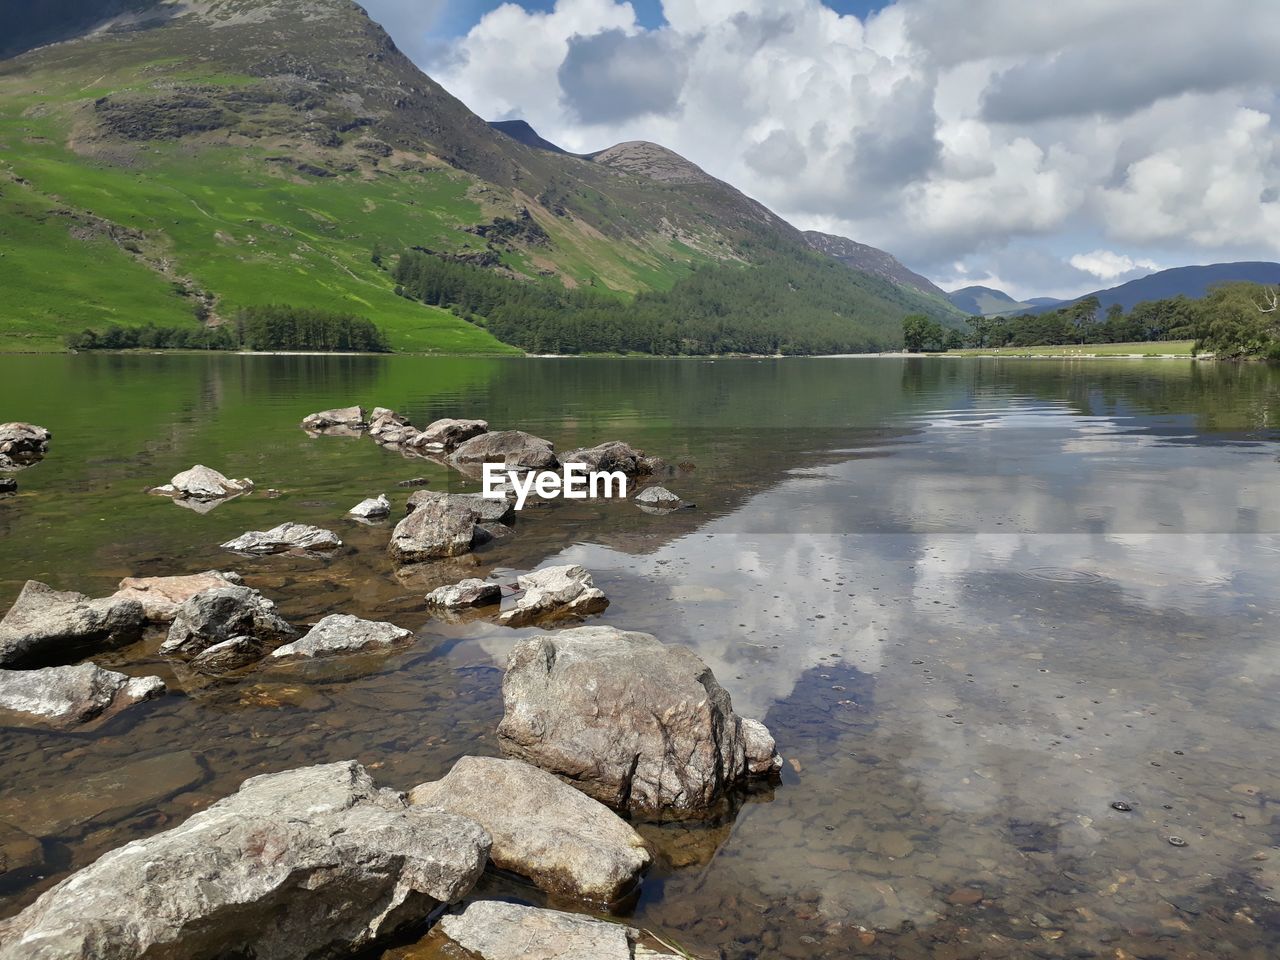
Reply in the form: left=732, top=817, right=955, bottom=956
left=0, top=406, right=767, bottom=959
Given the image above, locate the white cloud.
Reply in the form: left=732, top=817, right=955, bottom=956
left=406, top=0, right=1280, bottom=296
left=1068, top=250, right=1161, bottom=282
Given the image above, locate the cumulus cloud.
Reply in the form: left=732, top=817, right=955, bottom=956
left=1068, top=250, right=1161, bottom=282
left=404, top=0, right=1280, bottom=297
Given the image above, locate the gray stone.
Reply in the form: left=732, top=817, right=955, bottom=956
left=450, top=430, right=557, bottom=472
left=0, top=422, right=51, bottom=469
left=560, top=440, right=659, bottom=477
left=349, top=494, right=391, bottom=519
left=221, top=522, right=342, bottom=554
left=160, top=585, right=296, bottom=660
left=634, top=486, right=683, bottom=507
left=112, top=571, right=243, bottom=622
left=433, top=901, right=679, bottom=960
left=150, top=464, right=254, bottom=501
left=498, top=564, right=608, bottom=627
left=270, top=614, right=414, bottom=661
left=409, top=417, right=489, bottom=451
left=300, top=405, right=366, bottom=432
left=0, top=664, right=164, bottom=726
left=425, top=578, right=502, bottom=610
left=0, top=761, right=491, bottom=960
left=189, top=635, right=265, bottom=673
left=408, top=488, right=514, bottom=524
left=498, top=626, right=782, bottom=817
left=410, top=756, right=651, bottom=902
left=388, top=495, right=480, bottom=564
left=0, top=581, right=145, bottom=668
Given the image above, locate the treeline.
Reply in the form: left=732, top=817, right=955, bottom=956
left=66, top=306, right=391, bottom=353
left=392, top=248, right=941, bottom=355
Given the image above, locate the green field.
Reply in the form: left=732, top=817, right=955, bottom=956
left=946, top=340, right=1197, bottom=358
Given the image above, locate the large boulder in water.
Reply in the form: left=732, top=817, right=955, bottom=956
left=497, top=626, right=782, bottom=817
left=0, top=663, right=164, bottom=727
left=0, top=581, right=144, bottom=668
left=159, top=585, right=297, bottom=660
left=409, top=418, right=489, bottom=452
left=300, top=405, right=366, bottom=433
left=0, top=422, right=51, bottom=470
left=407, top=489, right=514, bottom=524
left=498, top=564, right=608, bottom=627
left=150, top=464, right=254, bottom=502
left=221, top=522, right=342, bottom=554
left=0, top=761, right=491, bottom=960
left=112, top=571, right=243, bottom=623
left=410, top=756, right=651, bottom=902
left=450, top=430, right=557, bottom=473
left=430, top=901, right=680, bottom=960
left=560, top=440, right=663, bottom=477
left=270, top=614, right=414, bottom=661
left=388, top=494, right=481, bottom=563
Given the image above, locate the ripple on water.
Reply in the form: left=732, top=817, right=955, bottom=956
left=1018, top=565, right=1105, bottom=585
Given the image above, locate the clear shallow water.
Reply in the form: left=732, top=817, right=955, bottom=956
left=2, top=354, right=1279, bottom=958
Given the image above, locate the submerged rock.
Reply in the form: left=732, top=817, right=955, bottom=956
left=0, top=478, right=15, bottom=494
left=0, top=761, right=490, bottom=960
left=159, top=585, right=296, bottom=660
left=497, top=626, right=782, bottom=817
left=301, top=405, right=367, bottom=432
left=150, top=464, right=254, bottom=502
left=498, top=564, right=608, bottom=627
left=349, top=494, right=391, bottom=519
left=407, top=489, right=514, bottom=524
left=0, top=822, right=44, bottom=879
left=560, top=440, right=662, bottom=477
left=112, top=571, right=243, bottom=623
left=388, top=495, right=481, bottom=564
left=432, top=901, right=679, bottom=960
left=0, top=581, right=144, bottom=668
left=0, top=663, right=164, bottom=727
left=410, top=756, right=651, bottom=902
left=270, top=614, right=414, bottom=661
left=188, top=635, right=265, bottom=674
left=0, top=422, right=51, bottom=470
left=408, top=417, right=489, bottom=452
left=221, top=522, right=342, bottom=554
left=450, top=430, right=557, bottom=473
left=634, top=485, right=690, bottom=514
left=425, top=578, right=502, bottom=610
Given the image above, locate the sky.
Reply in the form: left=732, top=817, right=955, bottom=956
left=360, top=0, right=1280, bottom=299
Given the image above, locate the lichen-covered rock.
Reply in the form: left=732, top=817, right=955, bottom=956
left=409, top=418, right=489, bottom=452
left=410, top=756, right=651, bottom=902
left=0, top=581, right=144, bottom=668
left=450, top=430, right=557, bottom=472
left=112, top=571, right=243, bottom=623
left=270, top=614, right=414, bottom=661
left=221, top=522, right=342, bottom=554
left=159, top=585, right=296, bottom=660
left=388, top=495, right=481, bottom=564
left=498, top=564, right=608, bottom=627
left=150, top=464, right=254, bottom=502
left=431, top=901, right=679, bottom=960
left=425, top=578, right=502, bottom=610
left=0, top=663, right=164, bottom=727
left=497, top=626, right=782, bottom=817
left=300, top=405, right=366, bottom=432
left=0, top=761, right=491, bottom=960
left=349, top=494, right=391, bottom=519
left=0, top=422, right=51, bottom=470
left=407, top=489, right=514, bottom=524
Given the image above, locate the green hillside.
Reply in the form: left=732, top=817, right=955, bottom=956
left=0, top=0, right=961, bottom=354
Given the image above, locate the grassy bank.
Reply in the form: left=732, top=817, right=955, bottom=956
left=945, top=340, right=1197, bottom=358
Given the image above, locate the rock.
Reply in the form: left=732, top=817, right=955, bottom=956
left=159, top=585, right=296, bottom=660
left=349, top=494, right=391, bottom=519
left=112, top=571, right=243, bottom=622
left=426, top=578, right=502, bottom=610
left=407, top=489, right=514, bottom=524
left=300, top=405, right=366, bottom=432
left=0, top=478, right=15, bottom=494
left=189, top=635, right=265, bottom=673
left=0, top=581, right=145, bottom=668
left=270, top=614, right=414, bottom=661
left=368, top=407, right=411, bottom=436
left=0, top=422, right=51, bottom=469
left=498, top=564, right=608, bottom=627
left=633, top=486, right=686, bottom=513
left=388, top=494, right=481, bottom=564
left=560, top=440, right=658, bottom=477
left=397, top=477, right=430, bottom=488
left=150, top=464, right=253, bottom=501
left=450, top=430, right=557, bottom=473
left=410, top=756, right=651, bottom=902
left=0, top=663, right=163, bottom=727
left=0, top=761, right=490, bottom=960
left=221, top=522, right=342, bottom=554
left=0, top=822, right=43, bottom=878
left=408, top=418, right=489, bottom=452
left=497, top=626, right=782, bottom=817
left=432, top=901, right=679, bottom=960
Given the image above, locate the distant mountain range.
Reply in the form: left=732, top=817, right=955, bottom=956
left=948, top=262, right=1280, bottom=316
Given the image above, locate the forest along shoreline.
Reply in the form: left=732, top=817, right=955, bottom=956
left=0, top=409, right=777, bottom=960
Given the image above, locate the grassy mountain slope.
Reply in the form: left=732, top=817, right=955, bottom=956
left=803, top=230, right=949, bottom=300
left=0, top=0, right=956, bottom=353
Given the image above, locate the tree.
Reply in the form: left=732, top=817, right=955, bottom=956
left=903, top=314, right=941, bottom=352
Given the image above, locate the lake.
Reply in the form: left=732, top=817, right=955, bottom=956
left=2, top=354, right=1279, bottom=959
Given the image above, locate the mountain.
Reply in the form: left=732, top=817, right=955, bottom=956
left=803, top=231, right=950, bottom=301
left=0, top=0, right=958, bottom=353
left=1025, top=297, right=1065, bottom=308
left=488, top=119, right=574, bottom=156
left=947, top=285, right=1036, bottom=316
left=1026, top=262, right=1280, bottom=314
